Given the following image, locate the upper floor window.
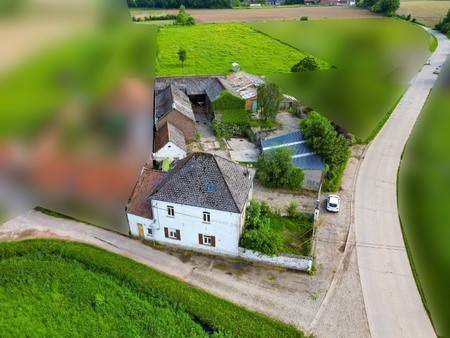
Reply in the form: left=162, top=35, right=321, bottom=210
left=167, top=206, right=174, bottom=217
left=203, top=212, right=210, bottom=223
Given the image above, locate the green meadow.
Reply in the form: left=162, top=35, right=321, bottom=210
left=156, top=23, right=329, bottom=76
left=0, top=239, right=305, bottom=337
left=398, top=82, right=450, bottom=338
left=249, top=19, right=433, bottom=140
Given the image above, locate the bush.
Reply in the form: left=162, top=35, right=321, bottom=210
left=441, top=22, right=450, bottom=34
left=300, top=16, right=308, bottom=21
left=212, top=91, right=246, bottom=111
left=257, top=147, right=305, bottom=190
left=212, top=120, right=245, bottom=138
left=286, top=201, right=299, bottom=218
left=291, top=57, right=319, bottom=72
left=240, top=226, right=284, bottom=256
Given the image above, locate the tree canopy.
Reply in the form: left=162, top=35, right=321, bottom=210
left=435, top=8, right=450, bottom=33
left=299, top=112, right=350, bottom=169
left=177, top=48, right=187, bottom=67
left=359, top=0, right=400, bottom=15
left=257, top=146, right=304, bottom=190
left=257, top=82, right=283, bottom=122
left=291, top=57, right=319, bottom=73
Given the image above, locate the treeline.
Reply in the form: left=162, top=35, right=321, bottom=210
left=127, top=0, right=233, bottom=8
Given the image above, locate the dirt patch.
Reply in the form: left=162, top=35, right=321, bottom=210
left=131, top=7, right=379, bottom=24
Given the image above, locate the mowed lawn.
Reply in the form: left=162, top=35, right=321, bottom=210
left=398, top=1, right=450, bottom=27
left=249, top=19, right=432, bottom=140
left=156, top=23, right=329, bottom=76
left=398, top=84, right=450, bottom=338
left=0, top=239, right=305, bottom=337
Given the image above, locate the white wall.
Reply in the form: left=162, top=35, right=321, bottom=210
left=127, top=213, right=156, bottom=238
left=154, top=142, right=186, bottom=162
left=149, top=200, right=242, bottom=255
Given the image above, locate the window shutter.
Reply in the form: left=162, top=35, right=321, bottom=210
left=211, top=236, right=216, bottom=247
left=198, top=233, right=203, bottom=245
left=164, top=227, right=169, bottom=238
left=176, top=229, right=181, bottom=241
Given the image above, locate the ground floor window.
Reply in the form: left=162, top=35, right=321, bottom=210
left=164, top=227, right=180, bottom=240
left=147, top=227, right=153, bottom=236
left=198, top=233, right=215, bottom=247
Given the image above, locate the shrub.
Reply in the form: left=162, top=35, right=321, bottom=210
left=240, top=226, right=284, bottom=256
left=291, top=57, right=319, bottom=72
left=212, top=91, right=246, bottom=111
left=441, top=23, right=450, bottom=34
left=300, top=16, right=308, bottom=21
left=212, top=120, right=245, bottom=138
left=286, top=201, right=299, bottom=218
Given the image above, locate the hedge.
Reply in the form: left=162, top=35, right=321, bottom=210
left=212, top=91, right=246, bottom=111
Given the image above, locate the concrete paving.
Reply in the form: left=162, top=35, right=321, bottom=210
left=354, top=30, right=450, bottom=338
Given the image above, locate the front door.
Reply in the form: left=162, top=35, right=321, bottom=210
left=137, top=223, right=144, bottom=238
left=251, top=100, right=258, bottom=112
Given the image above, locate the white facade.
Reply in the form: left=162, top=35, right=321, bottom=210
left=154, top=142, right=186, bottom=162
left=128, top=200, right=246, bottom=255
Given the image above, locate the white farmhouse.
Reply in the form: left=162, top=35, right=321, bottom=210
left=126, top=153, right=254, bottom=255
left=153, top=122, right=187, bottom=162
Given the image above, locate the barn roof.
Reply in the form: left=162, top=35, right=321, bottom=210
left=154, top=122, right=187, bottom=153
left=155, top=84, right=195, bottom=121
left=262, top=131, right=325, bottom=170
left=149, top=153, right=254, bottom=213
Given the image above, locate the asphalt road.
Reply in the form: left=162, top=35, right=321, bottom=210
left=354, top=30, right=450, bottom=338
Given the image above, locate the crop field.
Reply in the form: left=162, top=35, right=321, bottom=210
left=398, top=1, right=450, bottom=27
left=0, top=239, right=304, bottom=337
left=398, top=83, right=450, bottom=338
left=130, top=6, right=378, bottom=24
left=249, top=19, right=432, bottom=140
left=156, top=23, right=329, bottom=76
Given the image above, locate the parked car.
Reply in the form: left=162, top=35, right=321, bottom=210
left=326, top=195, right=340, bottom=212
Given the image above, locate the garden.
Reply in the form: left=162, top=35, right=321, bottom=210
left=240, top=200, right=313, bottom=257
left=0, top=239, right=305, bottom=337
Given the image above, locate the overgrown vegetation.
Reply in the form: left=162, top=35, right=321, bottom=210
left=175, top=5, right=196, bottom=26
left=257, top=82, right=284, bottom=122
left=222, top=109, right=249, bottom=124
left=0, top=240, right=305, bottom=337
left=257, top=147, right=304, bottom=190
left=240, top=201, right=313, bottom=256
left=300, top=112, right=350, bottom=192
left=212, top=91, right=246, bottom=111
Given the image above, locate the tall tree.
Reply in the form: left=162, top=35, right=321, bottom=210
left=256, top=82, right=283, bottom=122
left=371, top=0, right=400, bottom=14
left=257, top=147, right=304, bottom=190
left=177, top=48, right=186, bottom=67
left=299, top=112, right=350, bottom=169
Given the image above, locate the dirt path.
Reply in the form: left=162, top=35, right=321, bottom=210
left=0, top=148, right=369, bottom=337
left=132, top=7, right=378, bottom=24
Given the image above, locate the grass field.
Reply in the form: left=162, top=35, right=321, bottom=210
left=398, top=1, right=450, bottom=27
left=0, top=24, right=158, bottom=139
left=398, top=84, right=450, bottom=338
left=249, top=18, right=431, bottom=140
left=0, top=239, right=305, bottom=337
left=156, top=23, right=329, bottom=76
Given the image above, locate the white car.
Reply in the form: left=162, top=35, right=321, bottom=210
left=326, top=195, right=340, bottom=212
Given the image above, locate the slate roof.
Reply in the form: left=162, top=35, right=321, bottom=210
left=155, top=84, right=195, bottom=121
left=154, top=122, right=187, bottom=153
left=127, top=168, right=166, bottom=219
left=262, top=131, right=326, bottom=170
left=149, top=153, right=255, bottom=213
left=154, top=76, right=240, bottom=101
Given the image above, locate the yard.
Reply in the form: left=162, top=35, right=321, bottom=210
left=398, top=84, right=450, bottom=338
left=249, top=18, right=433, bottom=141
left=156, top=23, right=329, bottom=76
left=0, top=239, right=305, bottom=337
